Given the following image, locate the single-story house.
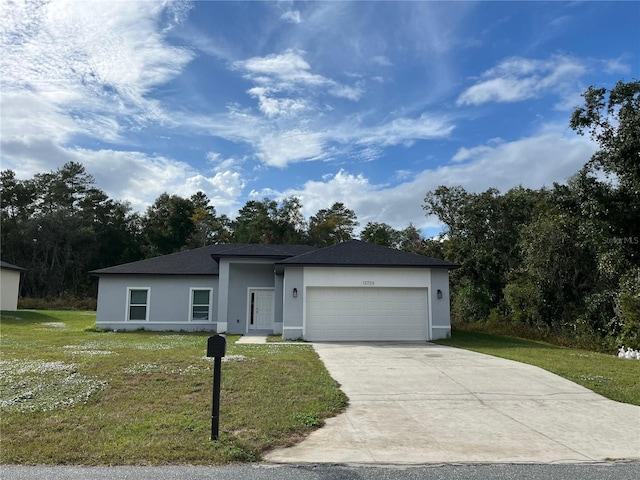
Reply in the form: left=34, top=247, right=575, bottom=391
left=91, top=240, right=459, bottom=341
left=1, top=261, right=27, bottom=311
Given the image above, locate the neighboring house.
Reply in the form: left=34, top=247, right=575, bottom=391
left=1, top=261, right=27, bottom=311
left=91, top=240, right=459, bottom=341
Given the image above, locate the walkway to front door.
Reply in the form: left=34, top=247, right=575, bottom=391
left=248, top=288, right=274, bottom=331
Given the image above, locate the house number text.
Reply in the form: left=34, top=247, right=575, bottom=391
left=362, top=280, right=375, bottom=285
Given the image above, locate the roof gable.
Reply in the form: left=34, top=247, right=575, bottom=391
left=278, top=240, right=460, bottom=269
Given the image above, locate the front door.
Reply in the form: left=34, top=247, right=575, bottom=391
left=248, top=289, right=274, bottom=331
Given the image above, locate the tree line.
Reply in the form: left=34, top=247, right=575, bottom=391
left=1, top=80, right=638, bottom=349
left=422, top=80, right=639, bottom=350
left=0, top=163, right=425, bottom=298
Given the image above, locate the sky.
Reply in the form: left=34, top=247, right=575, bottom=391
left=1, top=0, right=638, bottom=237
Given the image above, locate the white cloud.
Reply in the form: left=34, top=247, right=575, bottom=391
left=236, top=50, right=325, bottom=86
left=603, top=58, right=631, bottom=75
left=394, top=170, right=414, bottom=181
left=252, top=112, right=453, bottom=167
left=549, top=15, right=571, bottom=29
left=247, top=86, right=308, bottom=118
left=458, top=77, right=537, bottom=105
left=206, top=152, right=244, bottom=173
left=0, top=137, right=78, bottom=177
left=172, top=41, right=453, bottom=169
left=372, top=55, right=393, bottom=67
left=280, top=10, right=302, bottom=24
left=431, top=132, right=594, bottom=190
left=553, top=91, right=585, bottom=112
left=451, top=145, right=496, bottom=163
left=285, top=170, right=376, bottom=222
left=457, top=55, right=586, bottom=106
left=0, top=0, right=193, bottom=146
left=171, top=108, right=321, bottom=168
left=0, top=90, right=87, bottom=144
left=234, top=49, right=363, bottom=112
left=253, top=128, right=595, bottom=232
left=329, top=83, right=364, bottom=101
left=177, top=102, right=453, bottom=168
left=356, top=114, right=455, bottom=147
left=183, top=171, right=245, bottom=207
left=256, top=131, right=326, bottom=168
left=1, top=142, right=246, bottom=217
left=0, top=0, right=211, bottom=214
left=86, top=150, right=242, bottom=215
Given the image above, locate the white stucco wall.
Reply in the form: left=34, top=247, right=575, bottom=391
left=96, top=274, right=219, bottom=331
left=282, top=266, right=304, bottom=339
left=302, top=267, right=431, bottom=288
left=1, top=268, right=21, bottom=311
left=429, top=269, right=452, bottom=339
left=216, top=258, right=279, bottom=334
left=282, top=266, right=452, bottom=341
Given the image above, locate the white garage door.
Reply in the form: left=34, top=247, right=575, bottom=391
left=305, top=287, right=428, bottom=341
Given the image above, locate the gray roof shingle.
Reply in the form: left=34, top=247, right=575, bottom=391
left=277, top=240, right=460, bottom=269
left=209, top=244, right=317, bottom=259
left=0, top=261, right=27, bottom=272
left=91, top=241, right=459, bottom=275
left=90, top=244, right=317, bottom=276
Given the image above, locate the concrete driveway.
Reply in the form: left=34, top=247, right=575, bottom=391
left=265, top=342, right=640, bottom=464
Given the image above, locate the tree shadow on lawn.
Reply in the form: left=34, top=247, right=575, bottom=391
left=0, top=310, right=65, bottom=325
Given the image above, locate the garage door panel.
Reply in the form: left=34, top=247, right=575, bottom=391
left=305, top=287, right=428, bottom=341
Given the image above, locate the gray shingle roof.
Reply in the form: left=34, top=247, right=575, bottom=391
left=0, top=261, right=27, bottom=272
left=91, top=241, right=459, bottom=275
left=90, top=245, right=225, bottom=275
left=209, top=244, right=317, bottom=258
left=277, top=240, right=460, bottom=268
left=90, top=244, right=317, bottom=276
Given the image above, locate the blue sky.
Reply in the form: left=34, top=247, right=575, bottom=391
left=1, top=1, right=638, bottom=236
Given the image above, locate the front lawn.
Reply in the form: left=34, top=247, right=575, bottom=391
left=436, top=329, right=640, bottom=406
left=0, top=310, right=348, bottom=465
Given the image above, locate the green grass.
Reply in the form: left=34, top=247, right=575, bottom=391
left=436, top=329, right=640, bottom=406
left=0, top=310, right=348, bottom=465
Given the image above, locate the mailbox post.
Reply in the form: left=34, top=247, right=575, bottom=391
left=206, top=334, right=226, bottom=440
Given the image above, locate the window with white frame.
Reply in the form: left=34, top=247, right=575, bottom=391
left=190, top=288, right=212, bottom=321
left=127, top=288, right=149, bottom=321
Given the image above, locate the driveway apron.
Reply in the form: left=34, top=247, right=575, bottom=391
left=265, top=342, right=640, bottom=464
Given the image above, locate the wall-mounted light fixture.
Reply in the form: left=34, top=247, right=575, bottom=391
left=293, top=288, right=298, bottom=298
left=437, top=289, right=443, bottom=299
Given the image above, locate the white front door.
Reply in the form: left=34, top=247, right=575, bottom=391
left=248, top=289, right=274, bottom=331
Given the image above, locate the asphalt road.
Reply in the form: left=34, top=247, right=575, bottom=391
left=2, top=463, right=640, bottom=480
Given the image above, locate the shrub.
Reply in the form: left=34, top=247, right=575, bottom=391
left=616, top=292, right=640, bottom=349
left=451, top=280, right=493, bottom=322
left=574, top=291, right=615, bottom=342
left=504, top=276, right=543, bottom=328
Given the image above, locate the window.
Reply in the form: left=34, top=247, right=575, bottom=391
left=127, top=288, right=149, bottom=321
left=190, top=288, right=212, bottom=321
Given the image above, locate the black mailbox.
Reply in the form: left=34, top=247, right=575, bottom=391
left=207, top=334, right=226, bottom=358
left=207, top=334, right=226, bottom=440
